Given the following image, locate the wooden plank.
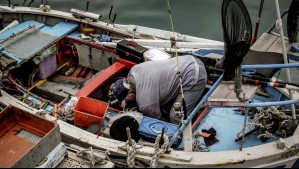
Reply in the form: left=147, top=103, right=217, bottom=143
left=251, top=32, right=278, bottom=52
left=207, top=82, right=233, bottom=101
left=37, top=81, right=79, bottom=97
left=225, top=84, right=259, bottom=100
left=267, top=37, right=292, bottom=53
left=207, top=82, right=259, bottom=107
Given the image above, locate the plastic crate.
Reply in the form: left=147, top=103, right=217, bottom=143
left=74, top=97, right=108, bottom=128
left=138, top=116, right=178, bottom=141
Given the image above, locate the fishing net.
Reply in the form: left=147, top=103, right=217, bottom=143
left=222, top=0, right=252, bottom=80
left=287, top=0, right=299, bottom=43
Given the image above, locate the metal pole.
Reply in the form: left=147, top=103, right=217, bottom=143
left=252, top=0, right=265, bottom=45
left=274, top=0, right=296, bottom=120
left=242, top=62, right=299, bottom=69
left=247, top=100, right=299, bottom=108
left=126, top=127, right=133, bottom=146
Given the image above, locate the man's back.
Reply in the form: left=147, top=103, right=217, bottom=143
left=128, top=55, right=207, bottom=119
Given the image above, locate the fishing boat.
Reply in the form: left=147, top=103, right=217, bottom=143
left=0, top=0, right=299, bottom=168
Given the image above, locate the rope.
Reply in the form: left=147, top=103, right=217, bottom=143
left=193, top=135, right=210, bottom=152
left=77, top=147, right=110, bottom=166
left=166, top=0, right=185, bottom=100
left=257, top=131, right=277, bottom=140
left=126, top=140, right=137, bottom=168
left=240, top=110, right=248, bottom=151
left=150, top=134, right=169, bottom=168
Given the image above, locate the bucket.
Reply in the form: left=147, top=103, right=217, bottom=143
left=74, top=97, right=108, bottom=128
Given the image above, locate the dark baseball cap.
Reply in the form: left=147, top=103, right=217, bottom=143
left=112, top=78, right=130, bottom=101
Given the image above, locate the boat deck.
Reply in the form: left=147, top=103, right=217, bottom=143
left=192, top=107, right=277, bottom=152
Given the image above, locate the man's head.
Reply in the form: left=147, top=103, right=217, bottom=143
left=112, top=78, right=137, bottom=109
left=112, top=78, right=130, bottom=102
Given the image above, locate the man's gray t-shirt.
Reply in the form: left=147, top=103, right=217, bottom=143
left=128, top=55, right=207, bottom=119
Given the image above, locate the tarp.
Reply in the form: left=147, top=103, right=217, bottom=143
left=0, top=20, right=78, bottom=64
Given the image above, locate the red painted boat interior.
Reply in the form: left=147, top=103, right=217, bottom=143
left=0, top=106, right=56, bottom=168
left=76, top=62, right=127, bottom=98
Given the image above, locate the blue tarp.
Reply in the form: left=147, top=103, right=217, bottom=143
left=0, top=20, right=78, bottom=64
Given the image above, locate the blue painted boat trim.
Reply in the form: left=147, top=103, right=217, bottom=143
left=40, top=22, right=78, bottom=37
left=242, top=63, right=299, bottom=70
left=247, top=100, right=299, bottom=107
left=1, top=50, right=23, bottom=63
left=0, top=20, right=45, bottom=41
left=186, top=49, right=225, bottom=58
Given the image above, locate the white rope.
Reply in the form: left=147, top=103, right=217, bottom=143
left=126, top=140, right=137, bottom=168
left=240, top=110, right=248, bottom=151
left=77, top=147, right=110, bottom=166
left=193, top=136, right=210, bottom=152
left=257, top=131, right=277, bottom=140
left=150, top=134, right=169, bottom=168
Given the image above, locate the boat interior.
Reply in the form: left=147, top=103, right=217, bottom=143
left=0, top=6, right=299, bottom=155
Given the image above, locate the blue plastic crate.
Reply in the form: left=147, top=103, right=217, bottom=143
left=138, top=116, right=179, bottom=140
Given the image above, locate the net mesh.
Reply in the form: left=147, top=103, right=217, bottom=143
left=287, top=0, right=299, bottom=43
left=222, top=0, right=252, bottom=80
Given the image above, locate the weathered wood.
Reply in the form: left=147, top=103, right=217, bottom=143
left=267, top=37, right=292, bottom=53
left=251, top=32, right=278, bottom=52
left=207, top=82, right=258, bottom=106
left=37, top=81, right=79, bottom=97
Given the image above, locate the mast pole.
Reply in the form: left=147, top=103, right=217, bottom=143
left=274, top=0, right=296, bottom=120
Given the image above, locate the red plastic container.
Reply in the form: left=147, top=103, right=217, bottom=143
left=74, top=97, right=108, bottom=128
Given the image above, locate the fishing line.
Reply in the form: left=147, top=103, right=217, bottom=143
left=166, top=0, right=186, bottom=118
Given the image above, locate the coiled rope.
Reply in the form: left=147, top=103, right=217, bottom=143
left=126, top=139, right=137, bottom=168
left=150, top=134, right=169, bottom=168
